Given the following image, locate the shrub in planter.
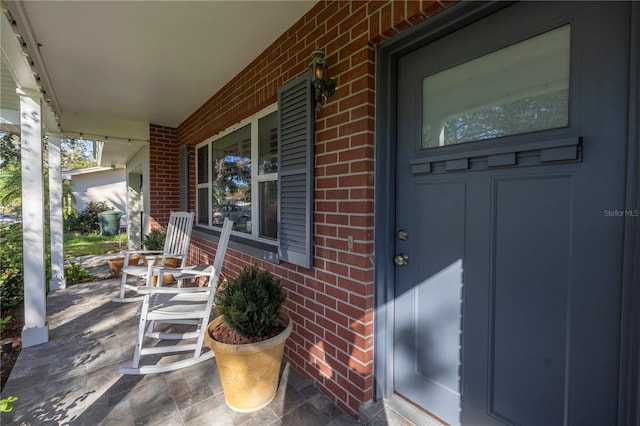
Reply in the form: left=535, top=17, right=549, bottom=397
left=142, top=227, right=166, bottom=250
left=214, top=266, right=286, bottom=339
left=206, top=265, right=291, bottom=412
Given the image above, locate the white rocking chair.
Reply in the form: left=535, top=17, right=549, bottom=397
left=119, top=218, right=233, bottom=375
left=113, top=211, right=195, bottom=303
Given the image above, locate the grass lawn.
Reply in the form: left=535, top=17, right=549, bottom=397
left=63, top=232, right=127, bottom=258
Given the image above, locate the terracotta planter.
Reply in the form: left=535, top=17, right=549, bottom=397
left=108, top=255, right=140, bottom=278
left=204, top=313, right=293, bottom=412
left=144, top=256, right=179, bottom=285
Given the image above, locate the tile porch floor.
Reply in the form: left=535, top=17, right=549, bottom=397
left=0, top=277, right=359, bottom=425
left=1, top=253, right=419, bottom=426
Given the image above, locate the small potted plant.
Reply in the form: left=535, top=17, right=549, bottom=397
left=204, top=265, right=292, bottom=412
left=107, top=255, right=140, bottom=278
left=142, top=227, right=178, bottom=284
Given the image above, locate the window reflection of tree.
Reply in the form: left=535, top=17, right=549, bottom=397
left=213, top=155, right=251, bottom=199
left=443, top=90, right=568, bottom=145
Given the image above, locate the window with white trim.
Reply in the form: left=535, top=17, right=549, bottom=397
left=196, top=72, right=313, bottom=268
left=196, top=104, right=278, bottom=241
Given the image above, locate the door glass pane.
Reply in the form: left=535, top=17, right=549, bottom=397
left=211, top=125, right=252, bottom=233
left=259, top=180, right=277, bottom=240
left=422, top=25, right=570, bottom=149
left=258, top=111, right=278, bottom=174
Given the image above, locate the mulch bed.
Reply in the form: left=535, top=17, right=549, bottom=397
left=1, top=302, right=24, bottom=391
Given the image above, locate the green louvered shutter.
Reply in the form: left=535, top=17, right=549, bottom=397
left=277, top=72, right=313, bottom=268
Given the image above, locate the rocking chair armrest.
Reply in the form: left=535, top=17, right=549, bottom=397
left=143, top=254, right=185, bottom=268
left=136, top=286, right=210, bottom=295
left=140, top=252, right=185, bottom=258
left=155, top=253, right=185, bottom=260
left=155, top=265, right=213, bottom=277
left=121, top=250, right=164, bottom=256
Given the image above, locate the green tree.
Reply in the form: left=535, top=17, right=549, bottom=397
left=0, top=133, right=20, bottom=166
left=0, top=133, right=25, bottom=214
left=0, top=162, right=22, bottom=214
left=0, top=133, right=76, bottom=216
left=61, top=138, right=96, bottom=169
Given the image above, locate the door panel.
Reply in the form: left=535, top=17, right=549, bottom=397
left=394, top=2, right=630, bottom=425
left=395, top=180, right=465, bottom=424
left=490, top=175, right=573, bottom=426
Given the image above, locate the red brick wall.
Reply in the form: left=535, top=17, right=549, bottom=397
left=148, top=124, right=180, bottom=228
left=163, top=0, right=453, bottom=417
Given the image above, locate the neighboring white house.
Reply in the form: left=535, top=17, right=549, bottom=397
left=62, top=166, right=126, bottom=215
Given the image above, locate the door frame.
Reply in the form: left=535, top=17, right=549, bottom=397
left=372, top=2, right=640, bottom=424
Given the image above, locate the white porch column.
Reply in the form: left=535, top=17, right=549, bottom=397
left=47, top=133, right=66, bottom=291
left=18, top=87, right=48, bottom=347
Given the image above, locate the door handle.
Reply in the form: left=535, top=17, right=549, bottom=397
left=394, top=253, right=409, bottom=266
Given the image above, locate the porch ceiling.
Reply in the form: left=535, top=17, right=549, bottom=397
left=1, top=1, right=315, bottom=165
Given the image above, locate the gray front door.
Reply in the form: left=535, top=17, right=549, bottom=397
left=394, top=2, right=630, bottom=425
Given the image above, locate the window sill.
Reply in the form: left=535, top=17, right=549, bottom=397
left=192, top=226, right=280, bottom=264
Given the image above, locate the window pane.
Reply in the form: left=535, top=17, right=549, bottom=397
left=197, top=145, right=208, bottom=184
left=258, top=111, right=278, bottom=174
left=197, top=187, right=209, bottom=225
left=259, top=180, right=277, bottom=239
left=422, top=25, right=570, bottom=149
left=212, top=125, right=252, bottom=233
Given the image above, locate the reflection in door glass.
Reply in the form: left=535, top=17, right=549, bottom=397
left=422, top=25, right=570, bottom=149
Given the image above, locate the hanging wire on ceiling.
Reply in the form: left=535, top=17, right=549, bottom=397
left=62, top=131, right=150, bottom=144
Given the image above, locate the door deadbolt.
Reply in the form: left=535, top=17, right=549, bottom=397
left=394, top=253, right=409, bottom=266
left=397, top=229, right=409, bottom=241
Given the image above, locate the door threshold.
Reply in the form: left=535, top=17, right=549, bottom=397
left=360, top=394, right=448, bottom=426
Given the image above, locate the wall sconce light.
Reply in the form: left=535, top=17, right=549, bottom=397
left=309, top=50, right=336, bottom=110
